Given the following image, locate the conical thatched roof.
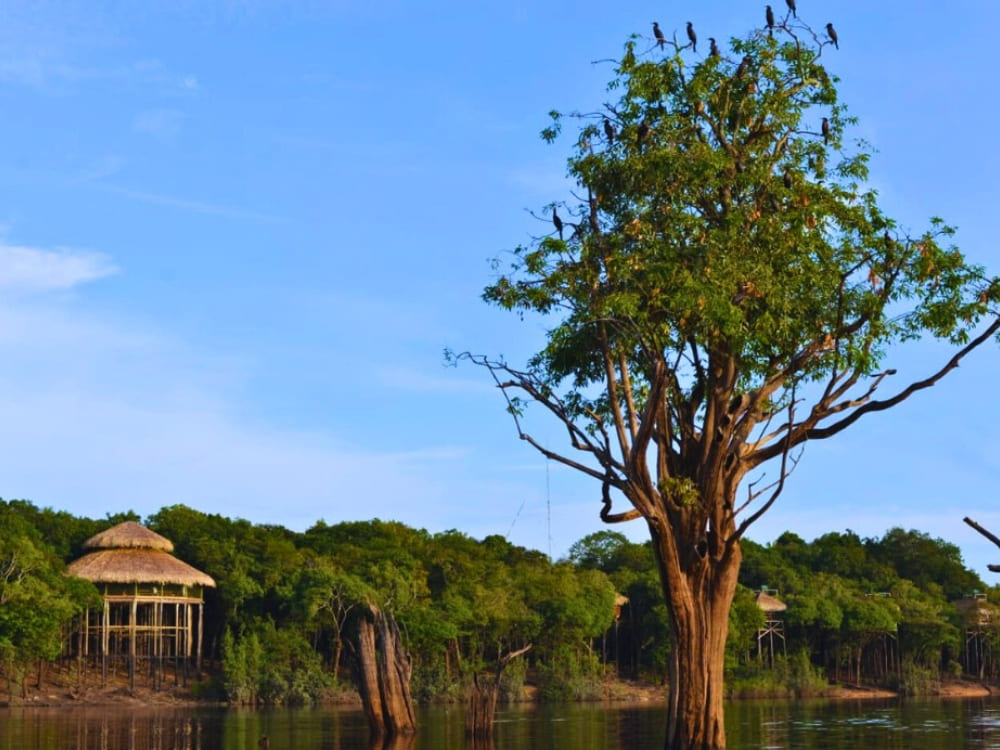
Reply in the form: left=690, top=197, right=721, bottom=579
left=82, top=520, right=174, bottom=551
left=68, top=521, right=214, bottom=587
left=756, top=590, right=787, bottom=613
left=67, top=548, right=215, bottom=587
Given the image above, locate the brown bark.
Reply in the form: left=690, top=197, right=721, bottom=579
left=374, top=607, right=417, bottom=735
left=356, top=614, right=385, bottom=736
left=465, top=676, right=500, bottom=738
left=355, top=604, right=417, bottom=738
left=464, top=644, right=531, bottom=738
left=651, top=520, right=742, bottom=750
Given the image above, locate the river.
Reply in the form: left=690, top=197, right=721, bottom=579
left=3, top=698, right=1000, bottom=749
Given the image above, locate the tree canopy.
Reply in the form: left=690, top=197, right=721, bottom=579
left=459, top=9, right=1000, bottom=749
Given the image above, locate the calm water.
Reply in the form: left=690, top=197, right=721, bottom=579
left=3, top=699, right=1000, bottom=749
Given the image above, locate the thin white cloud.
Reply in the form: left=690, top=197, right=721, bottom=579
left=0, top=243, right=118, bottom=291
left=133, top=108, right=185, bottom=139
left=0, top=269, right=476, bottom=536
left=92, top=184, right=285, bottom=222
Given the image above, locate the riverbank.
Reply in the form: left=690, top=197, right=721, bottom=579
left=2, top=671, right=993, bottom=709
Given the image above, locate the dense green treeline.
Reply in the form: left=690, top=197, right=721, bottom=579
left=1, top=498, right=997, bottom=704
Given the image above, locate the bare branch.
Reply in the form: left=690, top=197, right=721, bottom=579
left=964, top=516, right=1000, bottom=551
left=732, top=385, right=798, bottom=541
left=805, top=316, right=1000, bottom=440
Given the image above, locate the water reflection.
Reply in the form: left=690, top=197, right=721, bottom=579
left=3, top=699, right=1000, bottom=750
left=0, top=708, right=218, bottom=750
left=371, top=733, right=417, bottom=750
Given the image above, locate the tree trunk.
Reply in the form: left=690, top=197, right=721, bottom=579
left=465, top=644, right=531, bottom=738
left=374, top=607, right=417, bottom=736
left=465, top=674, right=501, bottom=738
left=355, top=604, right=417, bottom=738
left=332, top=635, right=343, bottom=682
left=356, top=614, right=386, bottom=736
left=650, top=522, right=742, bottom=750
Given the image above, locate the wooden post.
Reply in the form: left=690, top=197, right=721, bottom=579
left=175, top=602, right=182, bottom=686
left=102, top=598, right=110, bottom=687
left=129, top=598, right=137, bottom=691
left=196, top=603, right=204, bottom=672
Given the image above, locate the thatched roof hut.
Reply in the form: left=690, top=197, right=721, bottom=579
left=67, top=521, right=214, bottom=588
left=755, top=589, right=787, bottom=614
left=956, top=592, right=998, bottom=626
left=82, top=520, right=174, bottom=552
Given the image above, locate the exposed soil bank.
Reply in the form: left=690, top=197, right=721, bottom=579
left=1, top=670, right=993, bottom=709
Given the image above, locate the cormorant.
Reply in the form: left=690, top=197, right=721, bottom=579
left=686, top=22, right=698, bottom=52
left=766, top=6, right=775, bottom=33
left=821, top=117, right=830, bottom=144
left=603, top=117, right=616, bottom=143
left=783, top=169, right=792, bottom=189
left=552, top=208, right=563, bottom=239
left=637, top=120, right=650, bottom=152
left=786, top=0, right=797, bottom=18
left=653, top=21, right=665, bottom=49
left=826, top=22, right=839, bottom=49
left=709, top=37, right=720, bottom=57
left=735, top=55, right=751, bottom=80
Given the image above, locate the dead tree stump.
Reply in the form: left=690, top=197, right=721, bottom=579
left=355, top=604, right=417, bottom=738
left=465, top=644, right=532, bottom=738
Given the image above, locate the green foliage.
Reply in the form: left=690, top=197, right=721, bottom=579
left=727, top=651, right=827, bottom=699
left=221, top=621, right=330, bottom=705
left=0, top=500, right=99, bottom=684
left=726, top=585, right=765, bottom=667
left=0, top=491, right=992, bottom=703
left=536, top=645, right=605, bottom=702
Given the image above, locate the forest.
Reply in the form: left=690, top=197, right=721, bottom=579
left=1, top=497, right=997, bottom=705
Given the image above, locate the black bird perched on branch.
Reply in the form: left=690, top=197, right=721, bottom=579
left=821, top=117, right=830, bottom=144
left=786, top=0, right=797, bottom=18
left=603, top=117, right=616, bottom=143
left=653, top=21, right=665, bottom=49
left=686, top=22, right=697, bottom=53
left=766, top=6, right=775, bottom=34
left=783, top=169, right=793, bottom=189
left=709, top=37, right=720, bottom=58
left=735, top=54, right=751, bottom=80
left=552, top=208, right=564, bottom=239
left=826, top=22, right=839, bottom=49
left=637, top=120, right=650, bottom=151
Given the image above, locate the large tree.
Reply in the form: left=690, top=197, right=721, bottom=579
left=457, top=10, right=1000, bottom=750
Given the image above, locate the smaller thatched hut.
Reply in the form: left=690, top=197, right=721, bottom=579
left=955, top=592, right=1000, bottom=679
left=67, top=521, right=215, bottom=689
left=755, top=586, right=787, bottom=665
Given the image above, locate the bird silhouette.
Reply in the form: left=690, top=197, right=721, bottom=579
left=735, top=55, right=751, bottom=80
left=766, top=6, right=775, bottom=34
left=653, top=21, right=665, bottom=49
left=637, top=120, right=650, bottom=151
left=552, top=208, right=564, bottom=239
left=821, top=117, right=830, bottom=144
left=783, top=169, right=792, bottom=189
left=709, top=37, right=720, bottom=57
left=603, top=117, right=616, bottom=143
left=785, top=0, right=797, bottom=18
left=686, top=22, right=698, bottom=53
left=826, top=22, right=839, bottom=49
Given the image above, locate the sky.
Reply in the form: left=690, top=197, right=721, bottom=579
left=2, top=0, right=1000, bottom=578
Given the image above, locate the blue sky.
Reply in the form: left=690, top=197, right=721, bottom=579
left=2, top=0, right=999, bottom=577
